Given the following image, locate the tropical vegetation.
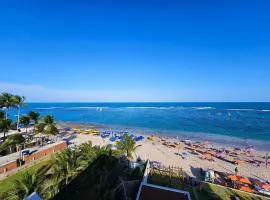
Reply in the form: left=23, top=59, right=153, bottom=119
left=0, top=134, right=25, bottom=155
left=28, top=111, right=40, bottom=125
left=0, top=118, right=12, bottom=140
left=35, top=115, right=59, bottom=136
left=0, top=139, right=145, bottom=200
left=19, top=115, right=30, bottom=132
left=0, top=92, right=144, bottom=199
left=12, top=95, right=26, bottom=130
left=0, top=92, right=59, bottom=157
left=116, top=135, right=138, bottom=159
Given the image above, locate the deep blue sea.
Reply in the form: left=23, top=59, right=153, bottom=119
left=8, top=102, right=270, bottom=150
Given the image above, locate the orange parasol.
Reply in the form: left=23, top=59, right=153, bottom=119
left=228, top=175, right=238, bottom=181
left=207, top=150, right=216, bottom=155
left=235, top=160, right=242, bottom=165
left=239, top=177, right=251, bottom=184
left=239, top=186, right=253, bottom=193
left=262, top=184, right=270, bottom=190
left=203, top=153, right=212, bottom=158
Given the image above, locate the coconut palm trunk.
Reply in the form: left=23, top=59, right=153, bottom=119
left=12, top=95, right=26, bottom=131
left=17, top=106, right=21, bottom=130
left=5, top=108, right=8, bottom=119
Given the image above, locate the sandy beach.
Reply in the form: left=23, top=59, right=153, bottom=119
left=65, top=123, right=270, bottom=182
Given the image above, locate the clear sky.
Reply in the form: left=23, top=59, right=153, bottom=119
left=0, top=1, right=270, bottom=102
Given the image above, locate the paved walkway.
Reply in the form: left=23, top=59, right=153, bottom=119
left=0, top=155, right=50, bottom=180
left=0, top=146, right=39, bottom=166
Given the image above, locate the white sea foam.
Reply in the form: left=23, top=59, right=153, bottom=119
left=227, top=109, right=255, bottom=111
left=126, top=107, right=156, bottom=109
left=227, top=108, right=270, bottom=112
left=125, top=106, right=187, bottom=110
left=68, top=107, right=109, bottom=109
left=191, top=107, right=216, bottom=110
left=36, top=107, right=59, bottom=110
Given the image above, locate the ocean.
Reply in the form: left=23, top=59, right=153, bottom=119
left=8, top=102, right=270, bottom=151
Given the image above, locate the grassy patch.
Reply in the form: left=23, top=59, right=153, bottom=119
left=0, top=158, right=51, bottom=195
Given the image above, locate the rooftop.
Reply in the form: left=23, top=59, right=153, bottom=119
left=137, top=183, right=191, bottom=200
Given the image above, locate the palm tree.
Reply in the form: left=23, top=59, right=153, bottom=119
left=6, top=171, right=42, bottom=200
left=19, top=115, right=30, bottom=133
left=34, top=122, right=45, bottom=134
left=45, top=124, right=59, bottom=135
left=34, top=115, right=59, bottom=136
left=52, top=148, right=81, bottom=186
left=0, top=93, right=14, bottom=119
left=78, top=142, right=97, bottom=167
left=116, top=135, right=138, bottom=159
left=43, top=115, right=54, bottom=124
left=12, top=95, right=26, bottom=130
left=0, top=111, right=4, bottom=119
left=28, top=111, right=40, bottom=132
left=0, top=119, right=12, bottom=140
left=28, top=111, right=40, bottom=124
left=43, top=115, right=59, bottom=136
left=39, top=176, right=61, bottom=199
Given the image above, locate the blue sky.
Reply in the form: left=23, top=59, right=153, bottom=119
left=0, top=1, right=270, bottom=102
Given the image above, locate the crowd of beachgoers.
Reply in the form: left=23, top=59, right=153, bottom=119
left=60, top=122, right=270, bottom=197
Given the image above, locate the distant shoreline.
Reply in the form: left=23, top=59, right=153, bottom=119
left=59, top=121, right=270, bottom=152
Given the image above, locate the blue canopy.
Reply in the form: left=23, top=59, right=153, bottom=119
left=109, top=136, right=117, bottom=142
left=135, top=136, right=144, bottom=142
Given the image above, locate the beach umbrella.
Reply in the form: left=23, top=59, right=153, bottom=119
left=239, top=177, right=251, bottom=184
left=246, top=146, right=255, bottom=152
left=215, top=152, right=225, bottom=158
left=234, top=148, right=241, bottom=153
left=239, top=186, right=254, bottom=193
left=228, top=175, right=238, bottom=181
left=203, top=153, right=212, bottom=158
left=262, top=184, right=270, bottom=190
left=207, top=150, right=216, bottom=155
left=248, top=147, right=255, bottom=152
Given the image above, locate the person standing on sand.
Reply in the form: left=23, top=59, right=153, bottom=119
left=235, top=167, right=238, bottom=176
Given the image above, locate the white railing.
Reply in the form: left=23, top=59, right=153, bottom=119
left=142, top=160, right=150, bottom=183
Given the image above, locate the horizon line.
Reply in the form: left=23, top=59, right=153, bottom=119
left=25, top=101, right=270, bottom=103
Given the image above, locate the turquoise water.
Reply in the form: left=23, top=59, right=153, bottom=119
left=8, top=102, right=270, bottom=150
